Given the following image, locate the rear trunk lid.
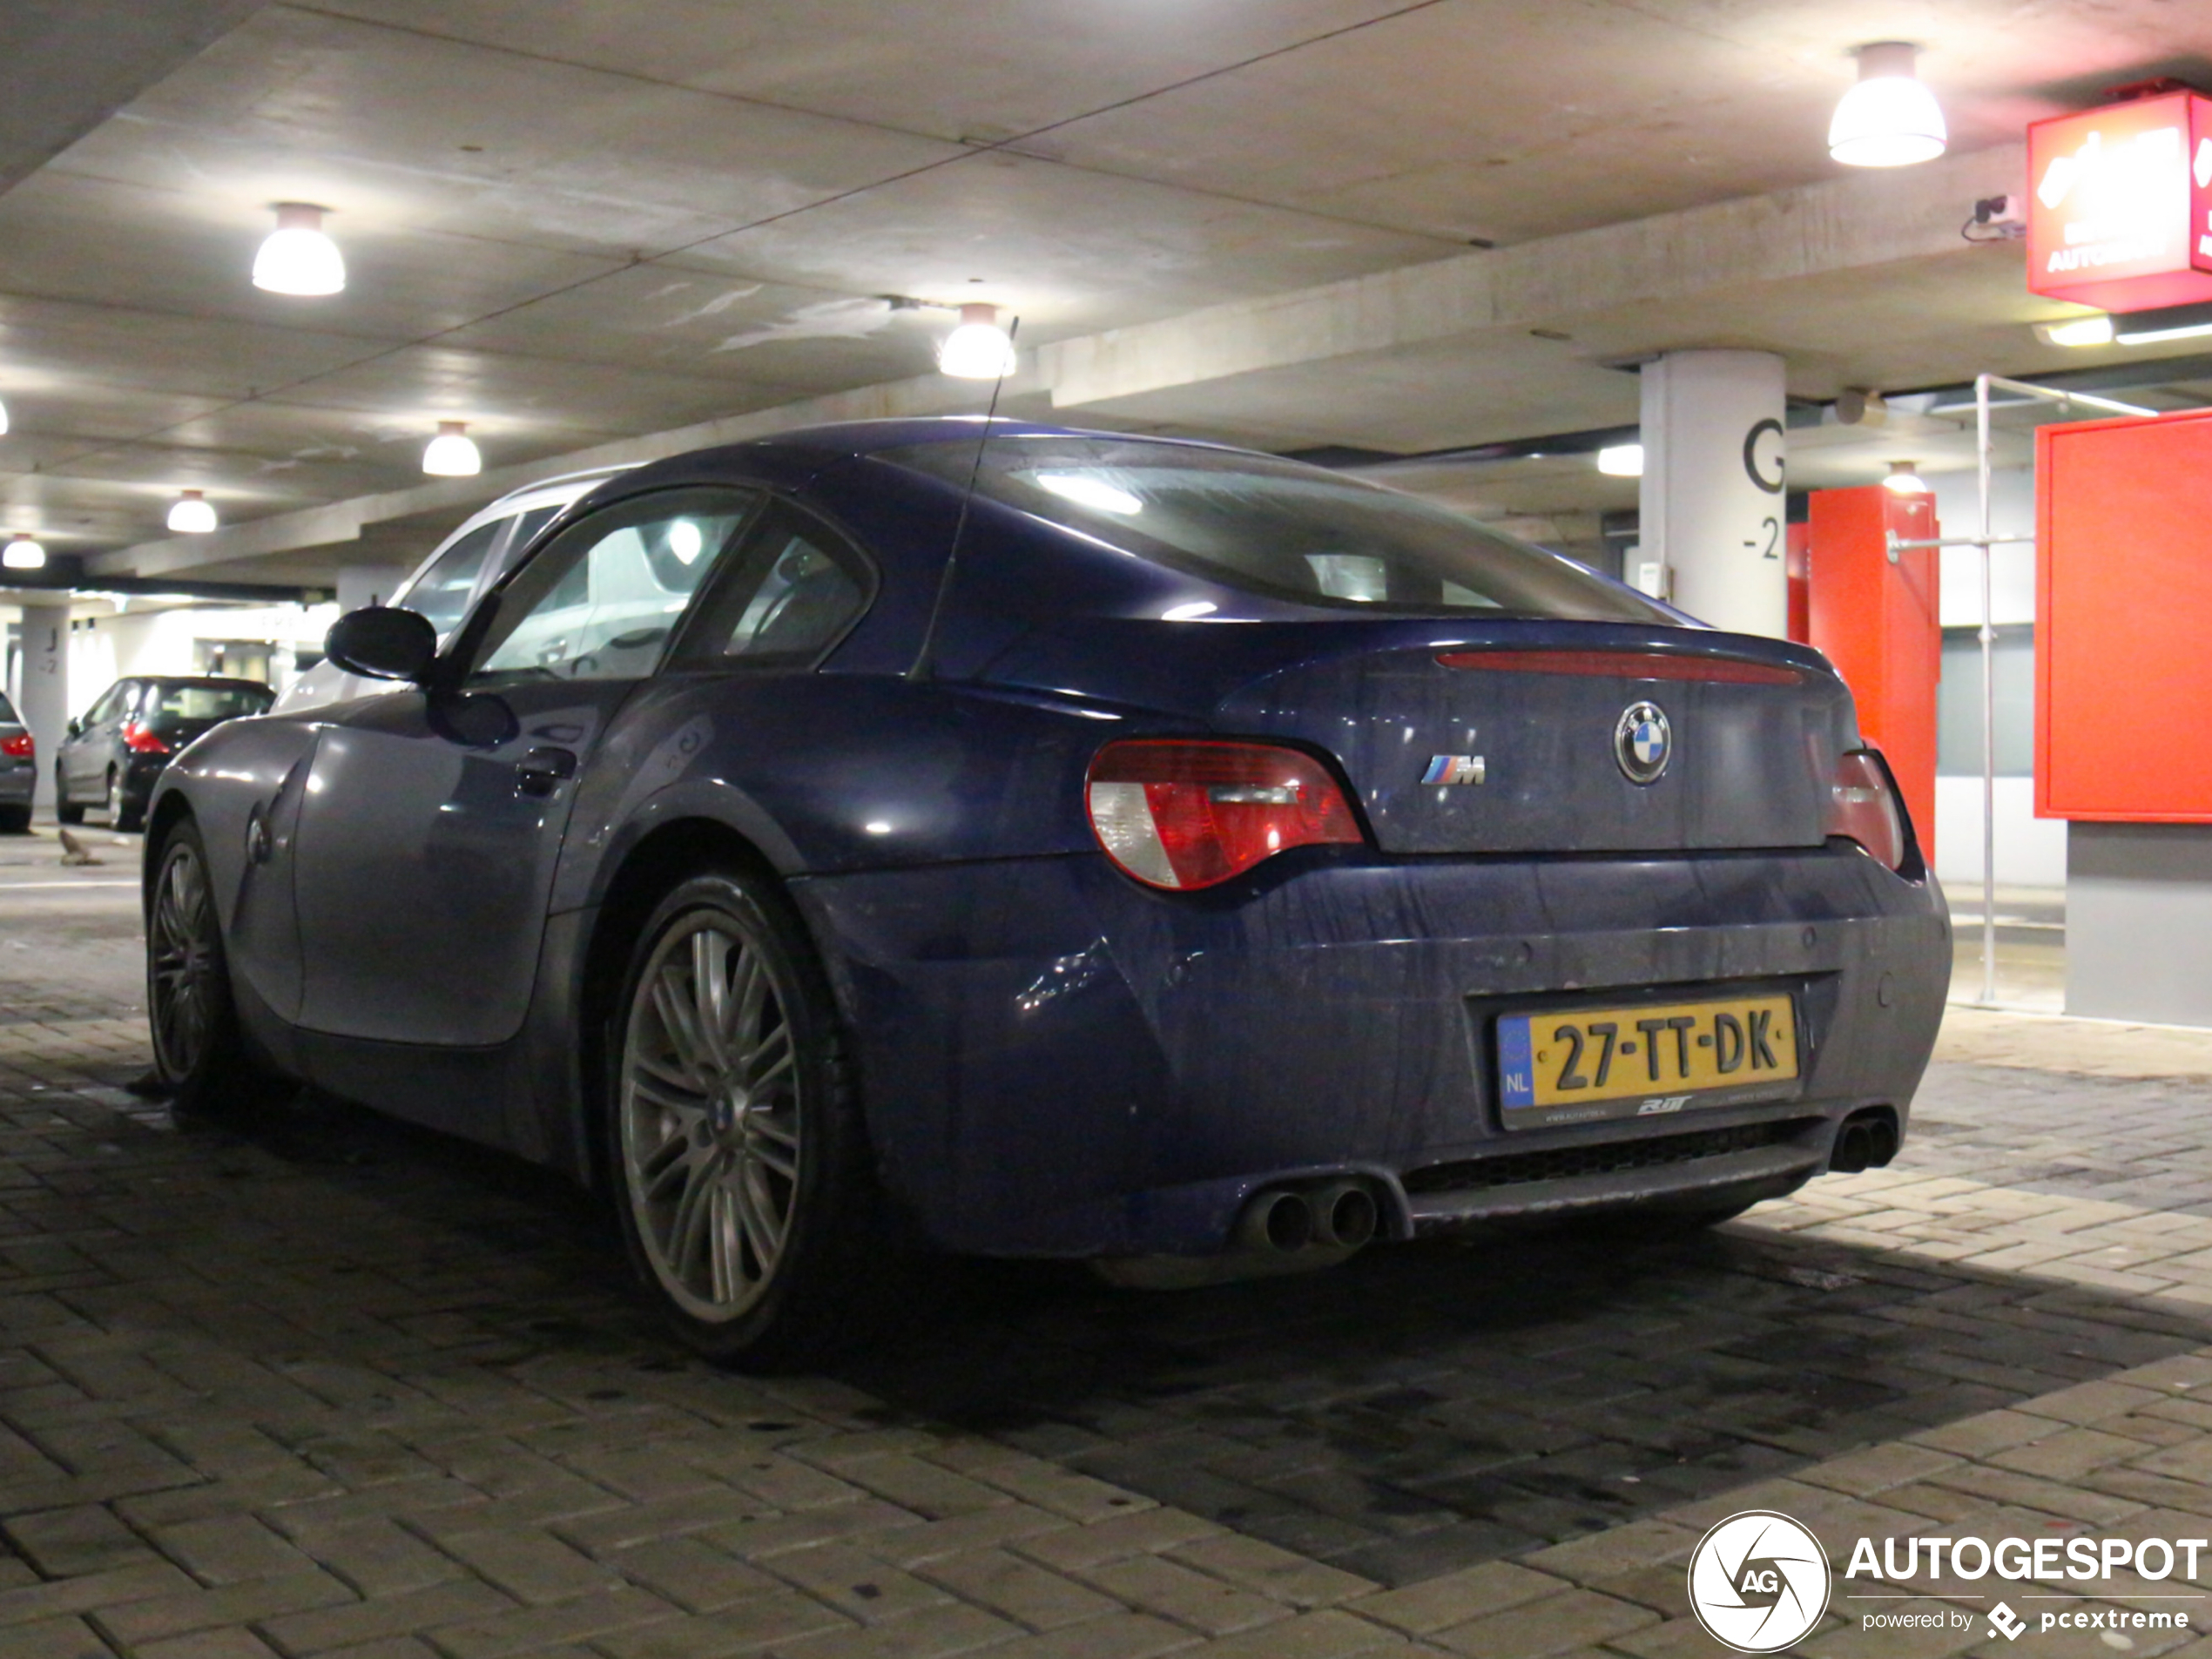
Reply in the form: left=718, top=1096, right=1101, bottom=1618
left=1218, top=631, right=1849, bottom=854
left=146, top=717, right=231, bottom=751
left=983, top=618, right=1858, bottom=855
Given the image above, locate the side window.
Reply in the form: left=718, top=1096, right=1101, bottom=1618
left=673, top=508, right=871, bottom=668
left=395, top=519, right=503, bottom=639
left=470, top=488, right=757, bottom=683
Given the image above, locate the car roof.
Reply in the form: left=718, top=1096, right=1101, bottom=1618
left=432, top=464, right=642, bottom=548
left=738, top=417, right=1242, bottom=462
left=138, top=677, right=274, bottom=692
left=604, top=418, right=1251, bottom=499
left=478, top=464, right=637, bottom=516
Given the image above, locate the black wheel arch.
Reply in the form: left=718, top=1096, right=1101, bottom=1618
left=575, top=816, right=802, bottom=1196
left=141, top=789, right=196, bottom=918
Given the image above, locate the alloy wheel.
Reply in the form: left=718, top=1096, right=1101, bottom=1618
left=618, top=913, right=804, bottom=1323
left=148, top=840, right=218, bottom=1081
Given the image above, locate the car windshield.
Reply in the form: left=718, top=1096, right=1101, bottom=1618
left=145, top=684, right=272, bottom=724
left=884, top=435, right=1668, bottom=623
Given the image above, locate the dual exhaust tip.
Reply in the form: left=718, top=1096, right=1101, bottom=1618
left=1829, top=1109, right=1899, bottom=1175
left=1238, top=1180, right=1380, bottom=1256
left=1092, top=1177, right=1385, bottom=1289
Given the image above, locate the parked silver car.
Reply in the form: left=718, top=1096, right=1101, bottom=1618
left=276, top=465, right=633, bottom=714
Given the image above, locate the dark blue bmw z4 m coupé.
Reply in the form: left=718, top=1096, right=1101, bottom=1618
left=143, top=419, right=1948, bottom=1366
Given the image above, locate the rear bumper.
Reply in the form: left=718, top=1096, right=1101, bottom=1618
left=795, top=843, right=1949, bottom=1258
left=0, top=765, right=31, bottom=806
left=121, top=755, right=169, bottom=807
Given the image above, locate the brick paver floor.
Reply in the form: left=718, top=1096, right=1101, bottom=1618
left=13, top=823, right=2212, bottom=1656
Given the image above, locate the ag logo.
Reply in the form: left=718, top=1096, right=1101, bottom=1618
left=1686, top=1510, right=1831, bottom=1653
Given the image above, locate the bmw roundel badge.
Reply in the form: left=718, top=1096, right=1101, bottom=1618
left=1615, top=700, right=1671, bottom=785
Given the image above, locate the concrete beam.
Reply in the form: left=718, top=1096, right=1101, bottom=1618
left=0, top=2, right=265, bottom=195
left=88, top=368, right=988, bottom=580
left=1038, top=144, right=2027, bottom=409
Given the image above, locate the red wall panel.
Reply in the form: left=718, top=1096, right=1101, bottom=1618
left=2039, top=408, right=2212, bottom=820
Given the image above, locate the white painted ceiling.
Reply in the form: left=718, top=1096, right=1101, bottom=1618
left=3, top=0, right=2211, bottom=570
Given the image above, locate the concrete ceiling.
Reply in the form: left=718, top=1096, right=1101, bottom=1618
left=5, top=0, right=2212, bottom=577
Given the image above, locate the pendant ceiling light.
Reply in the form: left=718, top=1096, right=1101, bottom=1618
left=166, top=489, right=218, bottom=534
left=1595, top=443, right=1644, bottom=477
left=253, top=203, right=347, bottom=296
left=422, top=420, right=482, bottom=476
left=2, top=535, right=45, bottom=570
left=1829, top=43, right=1946, bottom=168
left=1883, top=460, right=1930, bottom=494
left=938, top=303, right=1018, bottom=380
left=2035, top=314, right=2114, bottom=347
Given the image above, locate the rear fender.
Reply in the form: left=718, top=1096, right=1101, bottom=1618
left=149, top=718, right=321, bottom=1025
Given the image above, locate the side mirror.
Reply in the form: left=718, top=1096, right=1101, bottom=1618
left=326, top=605, right=438, bottom=685
left=65, top=718, right=80, bottom=739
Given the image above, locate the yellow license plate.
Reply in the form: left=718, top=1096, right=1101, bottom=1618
left=1497, top=994, right=1800, bottom=1127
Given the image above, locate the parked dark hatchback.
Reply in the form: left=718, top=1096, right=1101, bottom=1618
left=143, top=419, right=1949, bottom=1368
left=60, top=677, right=273, bottom=831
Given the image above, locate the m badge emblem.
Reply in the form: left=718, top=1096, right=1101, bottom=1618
left=1422, top=755, right=1486, bottom=786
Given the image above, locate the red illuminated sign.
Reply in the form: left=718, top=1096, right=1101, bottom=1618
left=2027, top=91, right=2212, bottom=313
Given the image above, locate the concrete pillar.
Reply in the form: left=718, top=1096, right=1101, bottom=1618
left=15, top=599, right=66, bottom=813
left=337, top=564, right=410, bottom=614
left=1638, top=350, right=1789, bottom=637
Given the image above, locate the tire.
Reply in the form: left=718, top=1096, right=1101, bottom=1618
left=607, top=869, right=895, bottom=1369
left=146, top=817, right=266, bottom=1115
left=0, top=804, right=28, bottom=834
left=107, top=767, right=143, bottom=833
left=56, top=767, right=83, bottom=825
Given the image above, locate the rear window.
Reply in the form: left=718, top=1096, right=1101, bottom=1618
left=884, top=435, right=1668, bottom=623
left=145, top=684, right=273, bottom=724
left=0, top=691, right=16, bottom=724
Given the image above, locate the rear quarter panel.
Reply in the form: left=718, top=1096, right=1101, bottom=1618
left=149, top=715, right=320, bottom=1024
left=550, top=673, right=1130, bottom=914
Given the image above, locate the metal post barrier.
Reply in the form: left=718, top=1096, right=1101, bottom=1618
left=1878, top=374, right=2155, bottom=1005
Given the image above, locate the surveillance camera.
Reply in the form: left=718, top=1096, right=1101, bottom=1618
left=1835, top=388, right=1888, bottom=427
left=1964, top=194, right=2028, bottom=241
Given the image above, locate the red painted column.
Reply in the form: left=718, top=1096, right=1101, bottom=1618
left=1806, top=485, right=1942, bottom=860
left=1784, top=521, right=1810, bottom=644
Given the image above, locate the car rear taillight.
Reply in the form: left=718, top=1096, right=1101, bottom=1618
left=1824, top=749, right=1906, bottom=871
left=1086, top=740, right=1363, bottom=890
left=0, top=732, right=30, bottom=759
left=122, top=722, right=171, bottom=755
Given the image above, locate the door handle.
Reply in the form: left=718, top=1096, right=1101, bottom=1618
left=515, top=745, right=578, bottom=798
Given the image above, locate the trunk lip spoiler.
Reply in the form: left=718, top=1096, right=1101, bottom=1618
left=1434, top=648, right=1805, bottom=686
